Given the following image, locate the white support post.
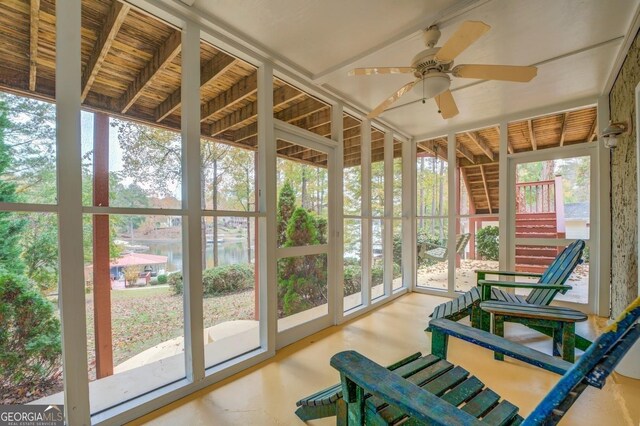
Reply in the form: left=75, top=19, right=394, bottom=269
left=447, top=133, right=456, bottom=294
left=383, top=131, right=394, bottom=296
left=56, top=1, right=90, bottom=423
left=498, top=121, right=510, bottom=270
left=402, top=137, right=416, bottom=290
left=361, top=119, right=372, bottom=304
left=257, top=63, right=276, bottom=353
left=181, top=21, right=204, bottom=382
left=331, top=103, right=344, bottom=318
left=596, top=96, right=611, bottom=317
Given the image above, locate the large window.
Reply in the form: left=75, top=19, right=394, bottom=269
left=415, top=138, right=448, bottom=290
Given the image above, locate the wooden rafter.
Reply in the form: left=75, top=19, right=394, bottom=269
left=275, top=98, right=327, bottom=123
left=559, top=112, right=570, bottom=146
left=588, top=117, right=598, bottom=142
left=480, top=164, right=492, bottom=214
left=527, top=119, right=537, bottom=150
left=496, top=126, right=514, bottom=154
left=156, top=54, right=238, bottom=122
left=119, top=30, right=182, bottom=113
left=417, top=140, right=448, bottom=161
left=456, top=140, right=475, bottom=163
left=209, top=85, right=305, bottom=137
left=460, top=168, right=475, bottom=211
left=459, top=157, right=497, bottom=168
left=466, top=131, right=494, bottom=161
left=199, top=71, right=256, bottom=122
left=29, top=0, right=40, bottom=92
left=81, top=1, right=130, bottom=102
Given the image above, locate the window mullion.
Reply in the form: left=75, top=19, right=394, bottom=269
left=181, top=21, right=204, bottom=383
left=56, top=2, right=90, bottom=423
left=361, top=120, right=372, bottom=305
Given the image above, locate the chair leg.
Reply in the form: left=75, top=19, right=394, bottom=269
left=492, top=314, right=505, bottom=361
left=432, top=329, right=449, bottom=359
left=562, top=323, right=576, bottom=363
left=553, top=324, right=562, bottom=357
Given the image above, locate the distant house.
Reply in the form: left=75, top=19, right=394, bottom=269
left=564, top=202, right=590, bottom=239
left=86, top=253, right=168, bottom=283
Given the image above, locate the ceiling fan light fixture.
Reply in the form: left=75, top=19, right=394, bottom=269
left=413, top=72, right=450, bottom=100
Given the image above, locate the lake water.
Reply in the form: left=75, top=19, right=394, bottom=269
left=129, top=238, right=252, bottom=272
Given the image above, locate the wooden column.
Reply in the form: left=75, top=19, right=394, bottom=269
left=92, top=112, right=113, bottom=378
left=455, top=167, right=461, bottom=268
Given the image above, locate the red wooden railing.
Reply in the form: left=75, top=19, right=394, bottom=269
left=515, top=176, right=565, bottom=238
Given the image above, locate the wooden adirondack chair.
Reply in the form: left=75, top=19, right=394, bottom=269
left=329, top=296, right=640, bottom=426
left=427, top=240, right=585, bottom=337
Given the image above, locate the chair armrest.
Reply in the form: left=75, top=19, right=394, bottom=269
left=477, top=280, right=572, bottom=291
left=475, top=269, right=543, bottom=278
left=330, top=350, right=483, bottom=426
left=429, top=319, right=572, bottom=375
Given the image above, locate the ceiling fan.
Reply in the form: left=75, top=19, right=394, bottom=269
left=349, top=21, right=537, bottom=120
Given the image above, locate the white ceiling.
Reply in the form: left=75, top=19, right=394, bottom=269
left=188, top=0, right=639, bottom=138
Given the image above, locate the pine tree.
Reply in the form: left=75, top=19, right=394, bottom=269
left=276, top=181, right=296, bottom=246
left=0, top=101, right=25, bottom=275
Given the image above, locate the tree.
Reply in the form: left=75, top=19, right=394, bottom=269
left=0, top=93, right=57, bottom=204
left=123, top=265, right=141, bottom=287
left=278, top=208, right=326, bottom=315
left=0, top=101, right=26, bottom=275
left=277, top=181, right=296, bottom=247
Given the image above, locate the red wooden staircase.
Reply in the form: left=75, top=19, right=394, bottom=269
left=515, top=177, right=565, bottom=273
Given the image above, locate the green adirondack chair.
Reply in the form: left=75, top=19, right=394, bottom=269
left=328, top=296, right=639, bottom=425
left=427, top=240, right=585, bottom=336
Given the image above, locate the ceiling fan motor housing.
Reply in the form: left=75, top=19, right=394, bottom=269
left=411, top=48, right=452, bottom=77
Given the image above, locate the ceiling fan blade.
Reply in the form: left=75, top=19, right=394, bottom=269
left=435, top=90, right=458, bottom=119
left=434, top=21, right=490, bottom=63
left=367, top=80, right=417, bottom=118
left=348, top=67, right=415, bottom=76
left=453, top=64, right=537, bottom=82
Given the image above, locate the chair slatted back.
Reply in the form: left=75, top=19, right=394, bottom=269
left=525, top=297, right=640, bottom=425
left=525, top=240, right=585, bottom=305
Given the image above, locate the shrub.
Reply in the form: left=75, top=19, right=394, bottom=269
left=149, top=278, right=159, bottom=286
left=202, top=264, right=253, bottom=296
left=167, top=271, right=183, bottom=295
left=157, top=274, right=168, bottom=284
left=343, top=264, right=361, bottom=296
left=0, top=272, right=61, bottom=388
left=169, top=265, right=254, bottom=296
left=477, top=226, right=499, bottom=261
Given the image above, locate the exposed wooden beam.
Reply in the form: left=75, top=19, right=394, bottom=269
left=275, top=98, right=327, bottom=123
left=588, top=117, right=598, bottom=142
left=119, top=30, right=182, bottom=113
left=496, top=126, right=514, bottom=154
left=290, top=108, right=332, bottom=131
left=417, top=140, right=448, bottom=161
left=81, top=1, right=130, bottom=101
left=29, top=0, right=40, bottom=92
left=460, top=167, right=475, bottom=211
left=456, top=140, right=475, bottom=163
left=199, top=71, right=256, bottom=122
left=559, top=112, right=570, bottom=146
left=209, top=85, right=304, bottom=137
left=155, top=54, right=238, bottom=123
left=459, top=156, right=498, bottom=168
left=528, top=119, right=537, bottom=150
left=480, top=165, right=492, bottom=214
left=466, top=131, right=494, bottom=161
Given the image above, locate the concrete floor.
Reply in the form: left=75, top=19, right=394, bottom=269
left=130, top=293, right=640, bottom=425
